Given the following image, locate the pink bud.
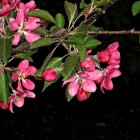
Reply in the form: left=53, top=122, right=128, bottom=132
left=42, top=68, right=57, bottom=81
left=98, top=50, right=110, bottom=62
left=77, top=88, right=88, bottom=101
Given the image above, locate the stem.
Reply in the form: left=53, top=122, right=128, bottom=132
left=87, top=30, right=140, bottom=35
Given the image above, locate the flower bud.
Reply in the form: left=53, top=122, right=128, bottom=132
left=42, top=68, right=57, bottom=81
left=98, top=50, right=110, bottom=62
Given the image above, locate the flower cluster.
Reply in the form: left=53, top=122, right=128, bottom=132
left=63, top=42, right=121, bottom=101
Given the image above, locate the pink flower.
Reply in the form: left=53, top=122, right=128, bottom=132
left=42, top=68, right=57, bottom=81
left=0, top=100, right=9, bottom=110
left=9, top=89, right=35, bottom=113
left=0, top=4, right=11, bottom=17
left=63, top=72, right=97, bottom=97
left=98, top=42, right=120, bottom=65
left=10, top=3, right=41, bottom=45
left=12, top=60, right=37, bottom=91
left=96, top=65, right=121, bottom=93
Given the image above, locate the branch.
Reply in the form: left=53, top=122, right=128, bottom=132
left=87, top=30, right=140, bottom=35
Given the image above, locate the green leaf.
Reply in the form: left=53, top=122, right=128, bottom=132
left=66, top=35, right=84, bottom=44
left=64, top=1, right=78, bottom=27
left=30, top=37, right=54, bottom=49
left=33, top=27, right=45, bottom=36
left=65, top=85, right=74, bottom=102
left=13, top=53, right=33, bottom=62
left=84, top=38, right=101, bottom=49
left=0, top=38, right=12, bottom=64
left=76, top=44, right=86, bottom=62
left=55, top=13, right=65, bottom=27
left=63, top=55, right=79, bottom=80
left=28, top=10, right=55, bottom=23
left=45, top=57, right=62, bottom=69
left=42, top=75, right=61, bottom=92
left=132, top=1, right=140, bottom=16
left=0, top=72, right=9, bottom=104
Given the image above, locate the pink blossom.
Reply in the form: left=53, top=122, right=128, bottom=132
left=12, top=60, right=37, bottom=91
left=42, top=68, right=57, bottom=81
left=98, top=42, right=120, bottom=65
left=63, top=72, right=97, bottom=97
left=0, top=4, right=11, bottom=17
left=96, top=65, right=121, bottom=93
left=10, top=4, right=41, bottom=45
left=9, top=89, right=35, bottom=113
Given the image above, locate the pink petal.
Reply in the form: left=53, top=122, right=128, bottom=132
left=9, top=96, right=14, bottom=113
left=16, top=4, right=25, bottom=26
left=24, top=90, right=36, bottom=98
left=12, top=72, right=19, bottom=82
left=24, top=31, right=41, bottom=43
left=98, top=49, right=110, bottom=62
left=107, top=41, right=119, bottom=52
left=0, top=100, right=8, bottom=109
left=22, top=79, right=35, bottom=90
left=18, top=60, right=29, bottom=72
left=86, top=50, right=92, bottom=57
left=82, top=78, right=96, bottom=93
left=0, top=5, right=11, bottom=16
left=25, top=0, right=36, bottom=11
left=68, top=80, right=80, bottom=97
left=14, top=96, right=24, bottom=107
left=102, top=77, right=113, bottom=92
left=77, top=88, right=88, bottom=101
left=84, top=70, right=102, bottom=80
left=62, top=75, right=76, bottom=86
left=12, top=33, right=21, bottom=45
left=10, top=18, right=19, bottom=31
left=25, top=66, right=37, bottom=76
left=107, top=69, right=121, bottom=78
left=25, top=17, right=40, bottom=30
left=108, top=51, right=120, bottom=65
left=17, top=81, right=23, bottom=92
left=1, top=0, right=9, bottom=5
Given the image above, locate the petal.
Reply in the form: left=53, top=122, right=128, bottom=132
left=12, top=33, right=21, bottom=45
left=16, top=6, right=25, bottom=26
left=62, top=75, right=76, bottom=86
left=18, top=60, right=29, bottom=72
left=108, top=51, right=120, bottom=65
left=9, top=96, right=14, bottom=113
left=77, top=88, right=88, bottom=101
left=98, top=49, right=110, bottom=62
left=17, top=81, right=23, bottom=93
left=24, top=31, right=41, bottom=43
left=24, top=90, right=36, bottom=98
left=107, top=69, right=121, bottom=78
left=68, top=80, right=80, bottom=97
left=107, top=41, right=119, bottom=52
left=25, top=17, right=40, bottom=30
left=10, top=18, right=19, bottom=31
left=82, top=78, right=96, bottom=93
left=84, top=70, right=102, bottom=80
left=25, top=66, right=37, bottom=76
left=12, top=72, right=19, bottom=82
left=14, top=96, right=24, bottom=107
left=22, top=79, right=35, bottom=90
left=0, top=5, right=11, bottom=16
left=102, top=77, right=113, bottom=91
left=25, top=1, right=36, bottom=11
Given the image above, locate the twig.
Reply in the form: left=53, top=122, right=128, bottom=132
left=87, top=30, right=140, bottom=35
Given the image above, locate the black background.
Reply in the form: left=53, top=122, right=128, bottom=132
left=0, top=0, right=140, bottom=139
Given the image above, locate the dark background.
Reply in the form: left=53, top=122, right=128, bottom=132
left=0, top=0, right=140, bottom=139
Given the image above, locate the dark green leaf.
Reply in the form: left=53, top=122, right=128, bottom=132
left=66, top=35, right=84, bottom=44
left=132, top=1, right=140, bottom=16
left=0, top=38, right=12, bottom=64
left=13, top=53, right=33, bottom=62
left=63, top=55, right=79, bottom=80
left=76, top=44, right=86, bottom=62
left=30, top=37, right=54, bottom=49
left=64, top=1, right=78, bottom=27
left=33, top=27, right=45, bottom=36
left=55, top=13, right=65, bottom=27
left=28, top=10, right=55, bottom=23
left=84, top=38, right=101, bottom=49
left=0, top=72, right=9, bottom=103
